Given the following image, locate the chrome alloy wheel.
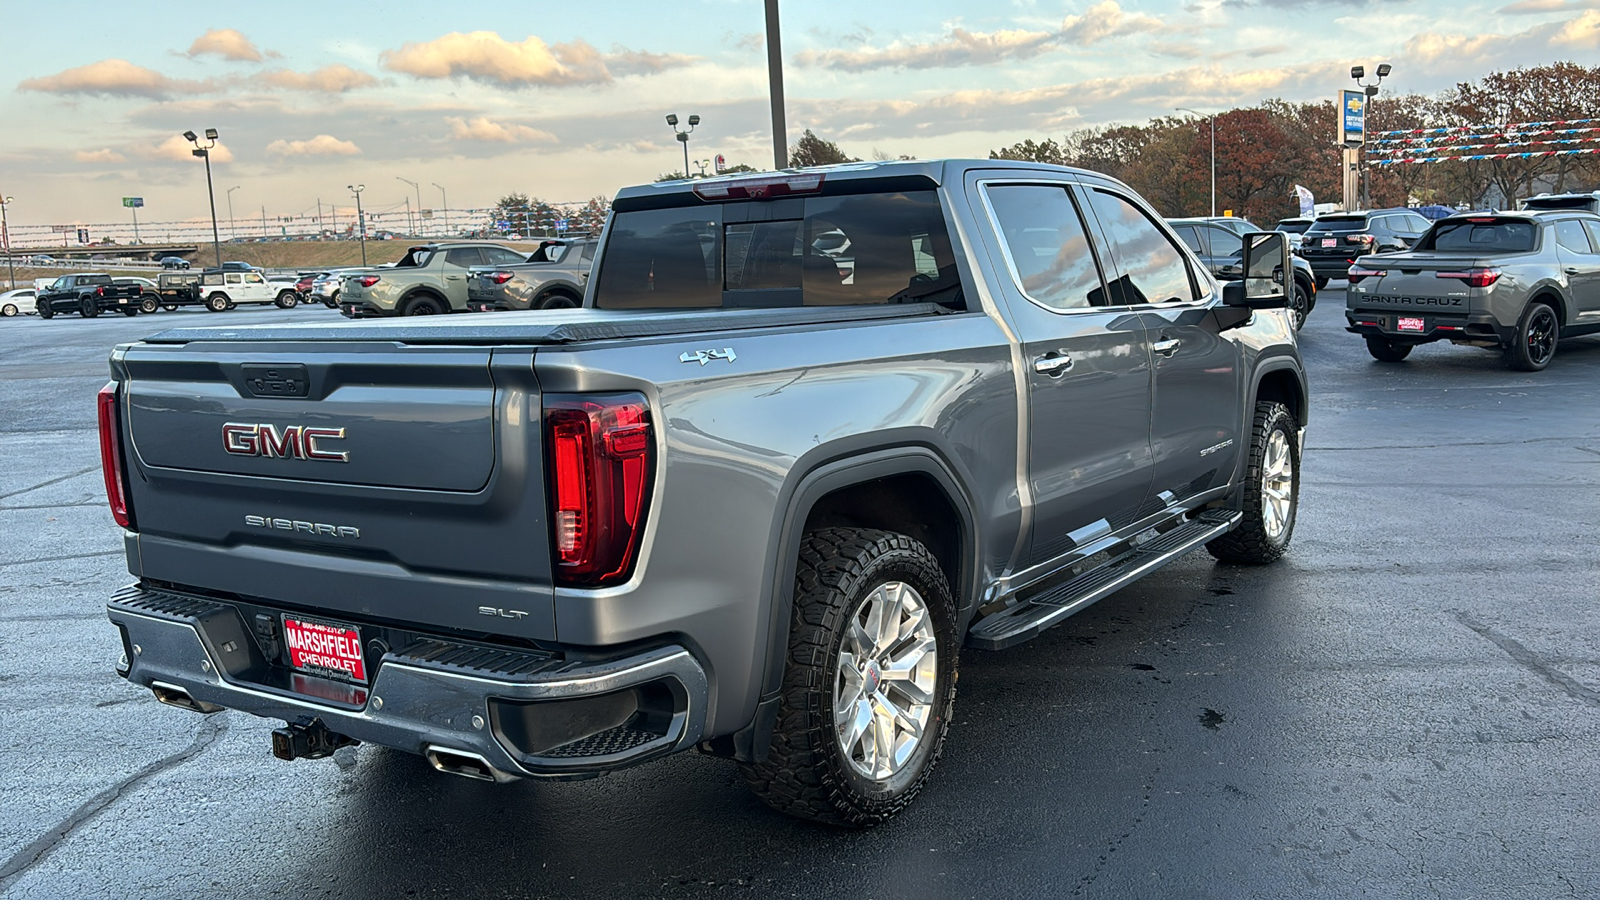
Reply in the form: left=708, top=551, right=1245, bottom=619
left=1261, top=430, right=1295, bottom=540
left=834, top=580, right=939, bottom=781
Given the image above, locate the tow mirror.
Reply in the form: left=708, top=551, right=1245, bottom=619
left=1222, top=232, right=1290, bottom=309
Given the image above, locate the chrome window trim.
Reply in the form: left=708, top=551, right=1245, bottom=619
left=975, top=177, right=1215, bottom=316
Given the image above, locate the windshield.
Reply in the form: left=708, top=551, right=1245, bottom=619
left=1419, top=219, right=1538, bottom=253
left=595, top=189, right=961, bottom=310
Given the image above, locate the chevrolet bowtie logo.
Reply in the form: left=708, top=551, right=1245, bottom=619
left=679, top=347, right=738, bottom=366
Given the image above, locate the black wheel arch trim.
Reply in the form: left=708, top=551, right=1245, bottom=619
left=734, top=438, right=980, bottom=760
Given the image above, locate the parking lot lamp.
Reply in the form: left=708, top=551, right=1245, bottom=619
left=397, top=177, right=421, bottom=234
left=1, top=195, right=13, bottom=289
left=665, top=114, right=700, bottom=178
left=183, top=129, right=224, bottom=267
left=1176, top=108, right=1216, bottom=217
left=226, top=185, right=241, bottom=240
left=1351, top=64, right=1392, bottom=210
left=433, top=183, right=448, bottom=237
left=348, top=184, right=367, bottom=266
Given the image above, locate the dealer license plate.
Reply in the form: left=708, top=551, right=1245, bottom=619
left=1321, top=238, right=1337, bottom=248
left=1397, top=317, right=1425, bottom=332
left=282, top=615, right=367, bottom=684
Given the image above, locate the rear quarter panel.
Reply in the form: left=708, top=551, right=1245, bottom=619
left=536, top=311, right=1019, bottom=734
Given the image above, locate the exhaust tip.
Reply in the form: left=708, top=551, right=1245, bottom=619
left=425, top=745, right=503, bottom=782
left=150, top=681, right=223, bottom=714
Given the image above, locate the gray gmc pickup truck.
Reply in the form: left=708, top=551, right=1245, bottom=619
left=101, top=159, right=1307, bottom=827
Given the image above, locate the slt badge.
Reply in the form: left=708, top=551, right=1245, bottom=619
left=679, top=347, right=737, bottom=366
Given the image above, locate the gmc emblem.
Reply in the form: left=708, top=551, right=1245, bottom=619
left=222, top=423, right=349, bottom=462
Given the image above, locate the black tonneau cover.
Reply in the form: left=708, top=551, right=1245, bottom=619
left=140, top=303, right=945, bottom=345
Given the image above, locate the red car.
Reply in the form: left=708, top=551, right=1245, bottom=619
left=294, top=273, right=321, bottom=296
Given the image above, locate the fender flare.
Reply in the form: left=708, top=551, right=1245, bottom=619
left=732, top=440, right=979, bottom=761
left=1232, top=356, right=1308, bottom=492
left=1523, top=279, right=1574, bottom=325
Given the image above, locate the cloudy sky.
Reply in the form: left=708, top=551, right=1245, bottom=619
left=4, top=0, right=1599, bottom=229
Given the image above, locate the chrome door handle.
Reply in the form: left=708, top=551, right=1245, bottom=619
left=1152, top=338, right=1181, bottom=357
left=1033, top=353, right=1073, bottom=376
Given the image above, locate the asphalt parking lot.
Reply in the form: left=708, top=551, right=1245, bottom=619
left=2, top=294, right=1598, bottom=899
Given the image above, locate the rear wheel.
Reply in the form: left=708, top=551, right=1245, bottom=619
left=1365, top=336, right=1411, bottom=363
left=122, top=307, right=139, bottom=317
left=79, top=300, right=99, bottom=318
left=1506, top=301, right=1558, bottom=371
left=140, top=296, right=159, bottom=314
left=1207, top=400, right=1299, bottom=565
left=402, top=294, right=445, bottom=316
left=275, top=291, right=299, bottom=309
left=1314, top=275, right=1329, bottom=291
left=739, top=527, right=958, bottom=827
left=1, top=303, right=16, bottom=317
left=538, top=290, right=580, bottom=310
left=1288, top=278, right=1311, bottom=330
left=162, top=304, right=178, bottom=312
left=206, top=293, right=229, bottom=312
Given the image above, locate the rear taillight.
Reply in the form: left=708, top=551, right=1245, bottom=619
left=96, top=286, right=105, bottom=296
left=1437, top=267, right=1501, bottom=288
left=1345, top=233, right=1376, bottom=245
left=97, top=383, right=133, bottom=529
left=544, top=393, right=653, bottom=586
left=489, top=272, right=515, bottom=285
left=1347, top=265, right=1386, bottom=285
left=357, top=275, right=381, bottom=287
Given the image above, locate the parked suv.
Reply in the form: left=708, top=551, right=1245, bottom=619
left=1346, top=210, right=1600, bottom=370
left=1300, top=209, right=1432, bottom=287
left=102, top=159, right=1306, bottom=827
left=339, top=242, right=530, bottom=316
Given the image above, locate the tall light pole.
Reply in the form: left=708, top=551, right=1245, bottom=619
left=226, top=185, right=241, bottom=240
left=765, top=0, right=787, bottom=169
left=397, top=176, right=420, bottom=234
left=347, top=184, right=367, bottom=266
left=183, top=128, right=223, bottom=267
left=433, top=183, right=448, bottom=236
left=1351, top=63, right=1392, bottom=211
left=665, top=114, right=699, bottom=178
left=1176, top=107, right=1216, bottom=217
left=1, top=195, right=14, bottom=289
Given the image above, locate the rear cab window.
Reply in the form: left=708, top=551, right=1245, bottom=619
left=1081, top=187, right=1198, bottom=305
left=1420, top=218, right=1539, bottom=253
left=594, top=186, right=963, bottom=310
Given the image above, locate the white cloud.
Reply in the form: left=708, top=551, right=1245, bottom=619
left=796, top=2, right=1166, bottom=71
left=380, top=31, right=611, bottom=86
left=1552, top=8, right=1600, bottom=43
left=265, top=135, right=362, bottom=157
left=258, top=65, right=378, bottom=93
left=19, top=59, right=213, bottom=99
left=1500, top=0, right=1600, bottom=13
left=148, top=135, right=234, bottom=163
left=445, top=116, right=557, bottom=143
left=185, top=28, right=272, bottom=62
left=74, top=149, right=126, bottom=163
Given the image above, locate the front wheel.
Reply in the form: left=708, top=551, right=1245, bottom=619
left=275, top=291, right=299, bottom=309
left=739, top=527, right=958, bottom=827
left=1506, top=301, right=1558, bottom=371
left=1288, top=279, right=1311, bottom=331
left=1207, top=401, right=1299, bottom=565
left=1365, top=336, right=1411, bottom=363
left=140, top=296, right=159, bottom=314
left=38, top=303, right=54, bottom=319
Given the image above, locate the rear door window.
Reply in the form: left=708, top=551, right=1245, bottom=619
left=1171, top=225, right=1204, bottom=254
left=445, top=247, right=486, bottom=267
left=483, top=247, right=527, bottom=266
left=1082, top=188, right=1197, bottom=305
left=1555, top=219, right=1595, bottom=253
left=1581, top=220, right=1600, bottom=252
left=595, top=190, right=960, bottom=309
left=1206, top=226, right=1243, bottom=258
left=984, top=184, right=1107, bottom=311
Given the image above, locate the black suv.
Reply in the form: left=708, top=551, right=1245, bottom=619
left=1299, top=209, right=1432, bottom=287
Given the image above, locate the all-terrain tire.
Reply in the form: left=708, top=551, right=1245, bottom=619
left=1207, top=401, right=1299, bottom=565
left=275, top=291, right=299, bottom=309
left=206, top=293, right=230, bottom=312
left=139, top=296, right=159, bottom=314
left=1365, top=336, right=1411, bottom=363
left=738, top=527, right=958, bottom=828
left=1505, top=301, right=1558, bottom=372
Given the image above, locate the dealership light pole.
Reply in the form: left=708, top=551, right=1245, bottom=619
left=348, top=184, right=367, bottom=265
left=1176, top=107, right=1216, bottom=217
left=397, top=176, right=421, bottom=234
left=1351, top=63, right=1391, bottom=210
left=665, top=114, right=699, bottom=178
left=765, top=0, right=787, bottom=168
left=183, top=129, right=224, bottom=267
left=226, top=185, right=241, bottom=240
left=1, top=195, right=14, bottom=289
left=433, top=183, right=448, bottom=236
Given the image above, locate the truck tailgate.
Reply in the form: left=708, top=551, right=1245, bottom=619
left=116, top=341, right=555, bottom=641
left=1350, top=254, right=1483, bottom=312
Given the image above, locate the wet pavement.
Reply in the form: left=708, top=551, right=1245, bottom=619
left=2, top=294, right=1598, bottom=899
